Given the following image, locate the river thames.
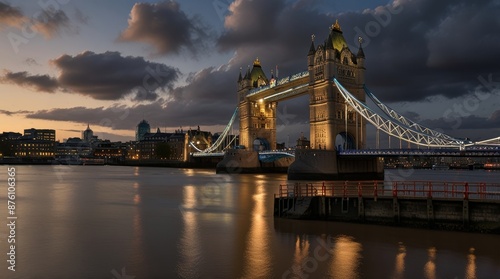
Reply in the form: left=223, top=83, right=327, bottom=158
left=1, top=166, right=500, bottom=278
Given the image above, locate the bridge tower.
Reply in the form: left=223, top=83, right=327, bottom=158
left=308, top=20, right=366, bottom=151
left=237, top=58, right=277, bottom=151
left=289, top=20, right=382, bottom=180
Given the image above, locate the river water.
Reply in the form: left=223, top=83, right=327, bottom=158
left=0, top=166, right=499, bottom=278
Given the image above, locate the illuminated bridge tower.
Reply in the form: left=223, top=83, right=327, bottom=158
left=237, top=58, right=277, bottom=151
left=308, top=20, right=366, bottom=151
left=289, top=21, right=382, bottom=180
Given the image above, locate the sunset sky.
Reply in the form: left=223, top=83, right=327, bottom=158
left=1, top=0, right=499, bottom=146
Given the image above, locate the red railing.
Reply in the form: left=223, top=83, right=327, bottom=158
left=275, top=180, right=500, bottom=201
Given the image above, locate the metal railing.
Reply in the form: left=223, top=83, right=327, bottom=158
left=275, top=181, right=500, bottom=201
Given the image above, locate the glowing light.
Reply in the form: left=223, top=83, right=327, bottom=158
left=424, top=247, right=437, bottom=279
left=465, top=247, right=476, bottom=279
left=392, top=242, right=406, bottom=279
left=241, top=185, right=271, bottom=278
left=328, top=236, right=362, bottom=279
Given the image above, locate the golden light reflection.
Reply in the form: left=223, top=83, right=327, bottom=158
left=329, top=236, right=362, bottom=279
left=465, top=247, right=477, bottom=279
left=183, top=185, right=197, bottom=209
left=133, top=182, right=141, bottom=205
left=424, top=247, right=437, bottom=279
left=182, top=168, right=195, bottom=177
left=133, top=194, right=141, bottom=205
left=133, top=167, right=140, bottom=176
left=293, top=235, right=311, bottom=267
left=392, top=242, right=406, bottom=279
left=130, top=203, right=145, bottom=273
left=242, top=184, right=271, bottom=278
left=178, top=186, right=201, bottom=278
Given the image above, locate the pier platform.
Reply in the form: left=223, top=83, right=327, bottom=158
left=274, top=181, right=500, bottom=233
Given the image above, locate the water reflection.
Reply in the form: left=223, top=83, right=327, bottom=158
left=329, top=236, right=362, bottom=279
left=392, top=242, right=406, bottom=279
left=130, top=191, right=146, bottom=275
left=293, top=235, right=310, bottom=268
left=178, top=185, right=201, bottom=278
left=133, top=182, right=141, bottom=204
left=424, top=247, right=437, bottom=279
left=242, top=184, right=271, bottom=278
left=466, top=248, right=477, bottom=279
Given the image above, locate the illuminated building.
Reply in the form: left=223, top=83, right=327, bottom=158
left=136, top=120, right=151, bottom=141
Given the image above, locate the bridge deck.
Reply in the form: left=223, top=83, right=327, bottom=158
left=340, top=148, right=500, bottom=157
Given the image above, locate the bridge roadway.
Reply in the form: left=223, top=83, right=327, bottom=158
left=339, top=147, right=500, bottom=157
left=193, top=147, right=500, bottom=159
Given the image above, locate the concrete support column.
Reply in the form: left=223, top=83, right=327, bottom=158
left=393, top=198, right=400, bottom=223
left=463, top=199, right=470, bottom=228
left=358, top=197, right=365, bottom=221
left=427, top=199, right=434, bottom=226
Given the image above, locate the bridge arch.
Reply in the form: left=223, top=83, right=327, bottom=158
left=335, top=132, right=355, bottom=151
left=253, top=138, right=270, bottom=151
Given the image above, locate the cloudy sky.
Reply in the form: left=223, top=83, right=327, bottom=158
left=0, top=0, right=499, bottom=146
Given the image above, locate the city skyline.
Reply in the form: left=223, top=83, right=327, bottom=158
left=1, top=0, right=499, bottom=146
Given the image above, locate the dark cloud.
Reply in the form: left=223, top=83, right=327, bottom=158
left=0, top=109, right=32, bottom=116
left=0, top=2, right=24, bottom=27
left=395, top=108, right=500, bottom=140
left=218, top=0, right=334, bottom=72
left=1, top=70, right=59, bottom=92
left=32, top=8, right=72, bottom=38
left=218, top=0, right=284, bottom=50
left=0, top=2, right=81, bottom=39
left=26, top=65, right=239, bottom=129
left=217, top=0, right=500, bottom=103
left=73, top=8, right=88, bottom=24
left=2, top=51, right=180, bottom=101
left=24, top=58, right=40, bottom=66
left=51, top=51, right=179, bottom=101
left=339, top=0, right=500, bottom=102
left=118, top=1, right=211, bottom=56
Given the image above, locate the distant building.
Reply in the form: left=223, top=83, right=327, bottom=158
left=0, top=132, right=22, bottom=141
left=23, top=128, right=55, bottom=141
left=55, top=138, right=92, bottom=162
left=13, top=138, right=55, bottom=159
left=93, top=140, right=127, bottom=162
left=0, top=132, right=22, bottom=157
left=135, top=128, right=188, bottom=161
left=82, top=124, right=94, bottom=143
left=296, top=134, right=310, bottom=149
left=136, top=120, right=151, bottom=141
left=10, top=129, right=56, bottom=159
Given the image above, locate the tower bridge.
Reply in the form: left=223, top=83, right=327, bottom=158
left=198, top=20, right=500, bottom=179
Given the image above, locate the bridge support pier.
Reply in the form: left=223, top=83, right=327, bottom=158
left=216, top=149, right=259, bottom=174
left=288, top=149, right=384, bottom=180
left=288, top=149, right=338, bottom=180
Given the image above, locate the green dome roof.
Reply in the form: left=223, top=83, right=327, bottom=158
left=330, top=20, right=349, bottom=53
left=250, top=58, right=268, bottom=88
